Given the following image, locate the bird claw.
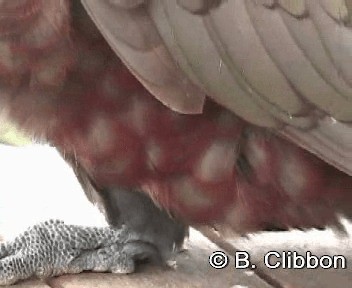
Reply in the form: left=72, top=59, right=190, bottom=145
left=0, top=220, right=159, bottom=285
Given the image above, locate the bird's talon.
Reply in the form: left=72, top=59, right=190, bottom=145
left=0, top=220, right=158, bottom=285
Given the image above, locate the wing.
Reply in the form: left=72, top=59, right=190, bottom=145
left=81, top=0, right=352, bottom=176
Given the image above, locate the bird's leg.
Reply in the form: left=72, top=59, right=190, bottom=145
left=95, top=188, right=188, bottom=262
left=68, top=241, right=159, bottom=274
left=61, top=155, right=188, bottom=273
left=0, top=185, right=187, bottom=286
left=0, top=220, right=158, bottom=286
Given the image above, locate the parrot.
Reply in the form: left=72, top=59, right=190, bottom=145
left=0, top=0, right=352, bottom=284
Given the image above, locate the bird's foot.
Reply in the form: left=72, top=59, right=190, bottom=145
left=0, top=219, right=159, bottom=285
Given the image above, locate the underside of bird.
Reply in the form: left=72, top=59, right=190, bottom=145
left=0, top=0, right=351, bottom=285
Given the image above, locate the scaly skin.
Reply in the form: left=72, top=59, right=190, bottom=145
left=0, top=220, right=158, bottom=286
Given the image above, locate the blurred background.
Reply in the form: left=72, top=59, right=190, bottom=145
left=0, top=120, right=106, bottom=240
